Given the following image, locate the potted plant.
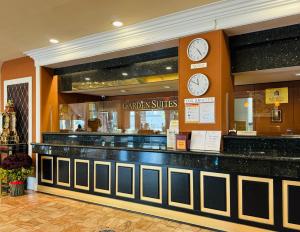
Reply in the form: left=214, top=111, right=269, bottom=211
left=0, top=153, right=33, bottom=196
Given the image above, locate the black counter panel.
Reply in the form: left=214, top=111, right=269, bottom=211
left=41, top=156, right=53, bottom=184
left=142, top=169, right=160, bottom=199
left=118, top=166, right=133, bottom=195
left=34, top=132, right=300, bottom=232
left=170, top=172, right=191, bottom=205
left=74, top=160, right=89, bottom=190
left=95, top=163, right=110, bottom=192
left=203, top=175, right=227, bottom=212
left=288, top=185, right=300, bottom=225
left=57, top=159, right=70, bottom=185
left=242, top=180, right=270, bottom=219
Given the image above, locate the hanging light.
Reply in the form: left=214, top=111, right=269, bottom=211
left=243, top=101, right=249, bottom=108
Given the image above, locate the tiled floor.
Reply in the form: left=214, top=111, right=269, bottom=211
left=0, top=191, right=216, bottom=232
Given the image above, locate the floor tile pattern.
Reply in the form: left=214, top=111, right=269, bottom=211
left=0, top=192, right=216, bottom=232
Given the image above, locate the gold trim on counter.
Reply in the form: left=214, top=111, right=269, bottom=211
left=116, top=163, right=135, bottom=199
left=238, top=176, right=274, bottom=225
left=74, top=159, right=90, bottom=191
left=94, top=161, right=111, bottom=195
left=282, top=180, right=300, bottom=230
left=57, top=157, right=71, bottom=187
left=200, top=171, right=231, bottom=217
left=168, top=168, right=194, bottom=210
left=140, top=165, right=162, bottom=204
left=41, top=156, right=53, bottom=184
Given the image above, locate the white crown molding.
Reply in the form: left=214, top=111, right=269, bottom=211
left=25, top=0, right=300, bottom=66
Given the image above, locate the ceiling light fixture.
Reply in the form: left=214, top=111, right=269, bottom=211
left=296, top=73, right=300, bottom=76
left=120, top=90, right=127, bottom=93
left=49, top=38, right=59, bottom=44
left=112, top=21, right=123, bottom=27
left=166, top=66, right=172, bottom=70
left=85, top=77, right=91, bottom=81
left=122, top=72, right=128, bottom=76
left=164, top=86, right=171, bottom=89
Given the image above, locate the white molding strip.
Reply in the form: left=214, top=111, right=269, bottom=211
left=35, top=65, right=41, bottom=143
left=35, top=65, right=41, bottom=191
left=3, top=77, right=33, bottom=157
left=24, top=0, right=300, bottom=66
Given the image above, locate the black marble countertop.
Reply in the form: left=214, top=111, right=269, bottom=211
left=31, top=143, right=300, bottom=162
left=43, top=132, right=166, bottom=137
left=224, top=135, right=300, bottom=140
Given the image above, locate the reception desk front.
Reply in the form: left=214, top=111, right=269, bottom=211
left=32, top=133, right=300, bottom=232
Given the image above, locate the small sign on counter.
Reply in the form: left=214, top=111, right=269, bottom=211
left=176, top=134, right=188, bottom=151
left=190, top=130, right=221, bottom=152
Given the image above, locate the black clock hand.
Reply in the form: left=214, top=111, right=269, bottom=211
left=190, top=80, right=199, bottom=85
left=196, top=48, right=202, bottom=56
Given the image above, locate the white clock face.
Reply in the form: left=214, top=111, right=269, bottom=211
left=187, top=73, right=209, bottom=96
left=187, top=38, right=209, bottom=62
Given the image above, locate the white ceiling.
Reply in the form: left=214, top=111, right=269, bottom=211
left=0, top=0, right=219, bottom=64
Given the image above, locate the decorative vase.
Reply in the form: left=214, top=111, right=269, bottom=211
left=9, top=181, right=24, bottom=196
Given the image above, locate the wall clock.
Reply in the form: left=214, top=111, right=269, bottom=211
left=187, top=73, right=209, bottom=96
left=187, top=38, right=209, bottom=62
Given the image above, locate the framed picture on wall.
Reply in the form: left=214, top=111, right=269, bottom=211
left=271, top=109, right=282, bottom=122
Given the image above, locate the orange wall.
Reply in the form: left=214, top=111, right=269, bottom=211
left=1, top=56, right=37, bottom=142
left=178, top=30, right=233, bottom=133
left=40, top=69, right=60, bottom=133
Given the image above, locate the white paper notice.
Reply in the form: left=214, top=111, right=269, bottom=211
left=190, top=131, right=206, bottom=151
left=169, top=120, right=179, bottom=130
left=167, top=129, right=179, bottom=150
left=199, top=102, right=215, bottom=123
left=185, top=103, right=200, bottom=123
left=204, top=131, right=222, bottom=152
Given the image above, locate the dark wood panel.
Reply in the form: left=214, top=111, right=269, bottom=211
left=75, top=162, right=89, bottom=187
left=242, top=180, right=269, bottom=219
left=203, top=175, right=227, bottom=211
left=95, top=164, right=110, bottom=191
left=142, top=169, right=159, bottom=199
left=58, top=160, right=69, bottom=184
left=42, top=158, right=53, bottom=181
left=170, top=172, right=190, bottom=205
left=288, top=185, right=300, bottom=225
left=118, top=166, right=133, bottom=194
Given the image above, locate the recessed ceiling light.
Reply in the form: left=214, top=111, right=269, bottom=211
left=166, top=66, right=172, bottom=70
left=112, top=21, right=123, bottom=27
left=164, top=86, right=171, bottom=89
left=85, top=77, right=91, bottom=81
left=122, top=72, right=128, bottom=76
left=120, top=90, right=127, bottom=93
left=49, top=38, right=59, bottom=44
left=296, top=73, right=300, bottom=76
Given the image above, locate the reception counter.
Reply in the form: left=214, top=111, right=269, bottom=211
left=32, top=133, right=300, bottom=232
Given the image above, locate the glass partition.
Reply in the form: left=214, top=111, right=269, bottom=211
left=234, top=82, right=300, bottom=135
left=59, top=96, right=178, bottom=134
